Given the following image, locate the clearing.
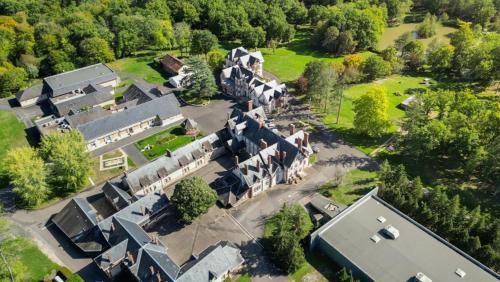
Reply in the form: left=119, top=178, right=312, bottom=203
left=108, top=51, right=171, bottom=84
left=378, top=23, right=457, bottom=50
left=320, top=169, right=378, bottom=206
left=319, top=74, right=433, bottom=154
left=135, top=126, right=196, bottom=160
left=259, top=30, right=372, bottom=83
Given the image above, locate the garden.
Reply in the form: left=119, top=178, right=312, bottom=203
left=135, top=126, right=198, bottom=160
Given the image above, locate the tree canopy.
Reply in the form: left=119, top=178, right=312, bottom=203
left=353, top=86, right=390, bottom=137
left=171, top=176, right=217, bottom=223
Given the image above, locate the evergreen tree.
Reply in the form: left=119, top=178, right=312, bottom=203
left=182, top=57, right=217, bottom=100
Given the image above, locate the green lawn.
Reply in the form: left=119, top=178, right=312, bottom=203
left=108, top=51, right=171, bottom=84
left=0, top=110, right=28, bottom=163
left=259, top=30, right=372, bottom=83
left=0, top=237, right=59, bottom=281
left=320, top=169, right=378, bottom=206
left=378, top=23, right=457, bottom=50
left=319, top=74, right=433, bottom=154
left=233, top=273, right=252, bottom=282
left=103, top=149, right=123, bottom=160
left=135, top=126, right=197, bottom=160
left=91, top=155, right=135, bottom=185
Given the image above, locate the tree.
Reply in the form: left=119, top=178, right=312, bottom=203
left=402, top=40, right=425, bottom=70
left=353, top=86, right=390, bottom=137
left=417, top=13, right=439, bottom=38
left=384, top=0, right=412, bottom=25
left=265, top=204, right=313, bottom=273
left=394, top=31, right=415, bottom=52
left=40, top=131, right=92, bottom=194
left=171, top=176, right=217, bottom=223
left=0, top=64, right=27, bottom=97
left=240, top=25, right=266, bottom=50
left=182, top=57, right=217, bottom=100
left=427, top=43, right=455, bottom=73
left=190, top=30, right=218, bottom=57
left=79, top=37, right=115, bottom=65
left=206, top=50, right=224, bottom=71
left=4, top=147, right=49, bottom=207
left=381, top=47, right=403, bottom=73
left=302, top=61, right=339, bottom=111
left=174, top=22, right=191, bottom=56
left=360, top=55, right=391, bottom=81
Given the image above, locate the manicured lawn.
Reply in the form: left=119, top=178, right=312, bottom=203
left=320, top=169, right=378, bottom=206
left=0, top=237, right=59, bottom=281
left=259, top=30, right=372, bottom=83
left=0, top=110, right=28, bottom=163
left=233, top=273, right=252, bottom=282
left=135, top=126, right=197, bottom=160
left=378, top=23, right=457, bottom=50
left=319, top=74, right=433, bottom=154
left=108, top=51, right=170, bottom=84
left=90, top=154, right=135, bottom=185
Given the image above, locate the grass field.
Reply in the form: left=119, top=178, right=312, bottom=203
left=318, top=74, right=433, bottom=154
left=0, top=237, right=59, bottom=281
left=259, top=30, right=372, bottom=83
left=0, top=110, right=28, bottom=164
left=135, top=126, right=196, bottom=160
left=320, top=169, right=378, bottom=205
left=108, top=51, right=171, bottom=84
left=378, top=23, right=457, bottom=50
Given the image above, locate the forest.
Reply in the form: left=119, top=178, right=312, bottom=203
left=0, top=0, right=498, bottom=97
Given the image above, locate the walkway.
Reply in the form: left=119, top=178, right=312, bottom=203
left=122, top=144, right=149, bottom=166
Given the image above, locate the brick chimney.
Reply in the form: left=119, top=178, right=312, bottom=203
left=156, top=273, right=161, bottom=282
left=303, top=132, right=309, bottom=146
left=150, top=266, right=155, bottom=275
left=268, top=155, right=273, bottom=172
left=289, top=124, right=295, bottom=136
left=297, top=137, right=303, bottom=151
left=127, top=251, right=135, bottom=264
left=244, top=164, right=249, bottom=175
left=275, top=150, right=280, bottom=159
left=247, top=100, right=253, bottom=112
left=256, top=159, right=260, bottom=172
left=259, top=119, right=264, bottom=129
left=260, top=139, right=268, bottom=149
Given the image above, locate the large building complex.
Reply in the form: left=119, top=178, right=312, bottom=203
left=310, top=189, right=500, bottom=282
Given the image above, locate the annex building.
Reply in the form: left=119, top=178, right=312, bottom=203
left=29, top=64, right=184, bottom=151
left=310, top=189, right=500, bottom=282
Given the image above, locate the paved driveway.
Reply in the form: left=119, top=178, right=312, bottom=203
left=181, top=95, right=238, bottom=134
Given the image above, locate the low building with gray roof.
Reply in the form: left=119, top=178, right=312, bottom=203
left=43, top=63, right=118, bottom=97
left=310, top=188, right=500, bottom=282
left=49, top=84, right=114, bottom=116
left=15, top=84, right=47, bottom=107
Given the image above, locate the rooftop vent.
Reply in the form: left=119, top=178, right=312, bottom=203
left=414, top=272, right=432, bottom=282
left=383, top=225, right=400, bottom=239
left=377, top=216, right=386, bottom=223
left=455, top=268, right=466, bottom=278
left=370, top=234, right=381, bottom=243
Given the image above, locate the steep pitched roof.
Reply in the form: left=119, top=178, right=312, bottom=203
left=52, top=198, right=98, bottom=241
left=160, top=54, right=184, bottom=75
left=102, top=181, right=132, bottom=210
left=133, top=243, right=180, bottom=282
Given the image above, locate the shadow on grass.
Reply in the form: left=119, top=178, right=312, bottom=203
left=328, top=126, right=392, bottom=154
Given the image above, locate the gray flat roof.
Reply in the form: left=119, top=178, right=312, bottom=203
left=314, top=193, right=499, bottom=282
left=44, top=63, right=117, bottom=97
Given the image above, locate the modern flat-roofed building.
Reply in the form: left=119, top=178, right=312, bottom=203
left=310, top=188, right=500, bottom=282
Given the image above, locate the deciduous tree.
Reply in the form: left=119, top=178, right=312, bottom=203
left=190, top=30, right=218, bottom=56
left=353, top=86, right=390, bottom=137
left=171, top=176, right=217, bottom=223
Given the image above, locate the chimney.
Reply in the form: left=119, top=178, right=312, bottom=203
left=150, top=266, right=155, bottom=275
left=260, top=139, right=267, bottom=149
left=235, top=155, right=239, bottom=165
left=289, top=124, right=295, bottom=136
left=110, top=222, right=115, bottom=232
left=259, top=119, right=264, bottom=129
left=244, top=164, right=249, bottom=175
left=256, top=159, right=260, bottom=172
left=282, top=151, right=287, bottom=162
left=140, top=205, right=145, bottom=216
left=275, top=150, right=280, bottom=159
left=127, top=251, right=135, bottom=264
left=297, top=138, right=303, bottom=151
left=303, top=132, right=309, bottom=146
left=156, top=273, right=161, bottom=282
left=268, top=155, right=273, bottom=171
left=247, top=100, right=253, bottom=112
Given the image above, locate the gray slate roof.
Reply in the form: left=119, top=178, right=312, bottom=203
left=16, top=84, right=44, bottom=102
left=102, top=181, right=132, bottom=210
left=66, top=107, right=110, bottom=128
left=77, top=94, right=181, bottom=141
left=311, top=191, right=499, bottom=282
left=51, top=86, right=114, bottom=116
left=176, top=241, right=244, bottom=282
left=52, top=198, right=98, bottom=241
left=133, top=243, right=180, bottom=282
left=44, top=63, right=117, bottom=97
